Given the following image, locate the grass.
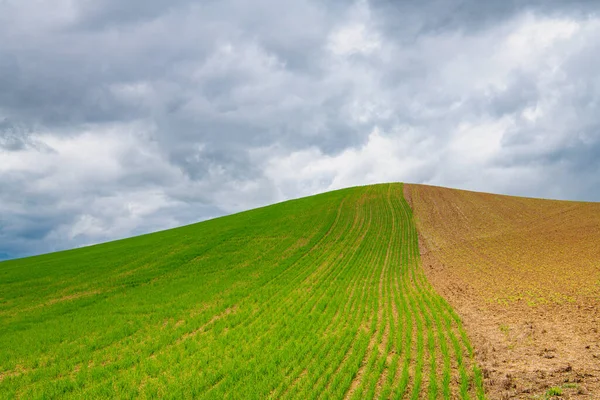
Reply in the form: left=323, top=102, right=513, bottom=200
left=0, top=183, right=484, bottom=398
left=545, top=386, right=563, bottom=397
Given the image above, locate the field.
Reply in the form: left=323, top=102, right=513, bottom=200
left=0, top=183, right=485, bottom=399
left=405, top=184, right=600, bottom=398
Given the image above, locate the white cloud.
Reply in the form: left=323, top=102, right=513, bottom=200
left=259, top=11, right=600, bottom=201
left=263, top=127, right=431, bottom=199
left=327, top=1, right=381, bottom=57
left=328, top=24, right=381, bottom=56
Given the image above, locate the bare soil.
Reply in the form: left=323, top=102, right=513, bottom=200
left=405, top=184, right=600, bottom=399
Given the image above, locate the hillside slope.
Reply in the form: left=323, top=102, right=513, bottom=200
left=405, top=184, right=600, bottom=399
left=0, top=184, right=484, bottom=399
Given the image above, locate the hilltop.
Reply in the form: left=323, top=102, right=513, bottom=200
left=2, top=182, right=599, bottom=399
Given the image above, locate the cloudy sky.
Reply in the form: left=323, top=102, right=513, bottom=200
left=1, top=0, right=600, bottom=259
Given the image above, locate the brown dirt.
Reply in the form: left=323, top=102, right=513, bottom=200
left=405, top=183, right=600, bottom=399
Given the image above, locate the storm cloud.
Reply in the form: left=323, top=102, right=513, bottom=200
left=1, top=0, right=600, bottom=259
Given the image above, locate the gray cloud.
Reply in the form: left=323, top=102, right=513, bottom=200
left=1, top=0, right=600, bottom=259
left=371, top=0, right=599, bottom=36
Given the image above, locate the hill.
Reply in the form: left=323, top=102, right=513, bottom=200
left=405, top=184, right=600, bottom=398
left=0, top=183, right=484, bottom=399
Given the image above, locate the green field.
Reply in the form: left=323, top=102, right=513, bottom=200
left=0, top=183, right=484, bottom=399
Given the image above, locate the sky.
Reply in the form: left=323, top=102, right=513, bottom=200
left=1, top=0, right=600, bottom=260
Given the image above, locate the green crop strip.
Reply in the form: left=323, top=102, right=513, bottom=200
left=0, top=183, right=485, bottom=398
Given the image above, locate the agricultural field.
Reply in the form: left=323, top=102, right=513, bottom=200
left=0, top=183, right=485, bottom=399
left=405, top=184, right=600, bottom=399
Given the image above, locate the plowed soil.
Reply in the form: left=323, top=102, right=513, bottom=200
left=405, top=184, right=600, bottom=399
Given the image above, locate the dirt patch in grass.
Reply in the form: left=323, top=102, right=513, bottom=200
left=0, top=365, right=29, bottom=383
left=406, top=183, right=600, bottom=399
left=46, top=290, right=102, bottom=306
